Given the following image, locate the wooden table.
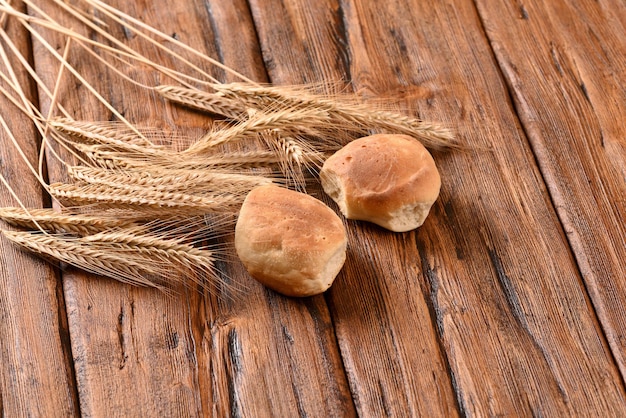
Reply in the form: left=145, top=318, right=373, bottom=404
left=0, top=0, right=624, bottom=416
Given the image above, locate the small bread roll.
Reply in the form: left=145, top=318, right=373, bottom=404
left=235, top=185, right=347, bottom=297
left=320, top=134, right=441, bottom=232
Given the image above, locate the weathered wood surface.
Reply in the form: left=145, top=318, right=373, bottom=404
left=0, top=3, right=79, bottom=416
left=0, top=0, right=624, bottom=416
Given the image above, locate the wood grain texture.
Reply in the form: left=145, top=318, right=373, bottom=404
left=246, top=0, right=458, bottom=416
left=0, top=0, right=623, bottom=416
left=474, top=0, right=626, bottom=377
left=0, top=5, right=78, bottom=416
left=341, top=0, right=626, bottom=414
left=29, top=0, right=353, bottom=416
left=250, top=0, right=626, bottom=415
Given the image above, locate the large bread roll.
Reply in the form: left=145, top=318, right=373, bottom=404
left=235, top=185, right=347, bottom=297
left=320, top=134, right=441, bottom=232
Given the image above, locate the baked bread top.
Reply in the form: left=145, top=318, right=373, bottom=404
left=320, top=134, right=441, bottom=232
left=235, top=185, right=347, bottom=297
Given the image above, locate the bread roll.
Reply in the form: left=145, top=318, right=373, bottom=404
left=235, top=185, right=347, bottom=297
left=320, top=134, right=441, bottom=232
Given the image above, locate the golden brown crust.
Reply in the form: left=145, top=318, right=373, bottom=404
left=320, top=134, right=441, bottom=232
left=235, top=185, right=347, bottom=297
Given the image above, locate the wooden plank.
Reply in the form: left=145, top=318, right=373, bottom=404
left=29, top=0, right=354, bottom=415
left=249, top=0, right=626, bottom=415
left=474, top=0, right=626, bottom=377
left=247, top=0, right=461, bottom=416
left=0, top=5, right=78, bottom=416
left=340, top=0, right=626, bottom=414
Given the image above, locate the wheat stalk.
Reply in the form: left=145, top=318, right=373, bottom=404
left=2, top=230, right=168, bottom=289
left=155, top=85, right=247, bottom=120
left=80, top=230, right=223, bottom=287
left=211, top=82, right=456, bottom=149
left=49, top=182, right=242, bottom=213
left=184, top=105, right=330, bottom=153
left=0, top=207, right=133, bottom=235
left=67, top=165, right=275, bottom=193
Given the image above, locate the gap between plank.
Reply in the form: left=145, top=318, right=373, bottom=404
left=22, top=3, right=83, bottom=414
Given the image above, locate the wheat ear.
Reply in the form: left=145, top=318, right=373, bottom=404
left=155, top=85, right=247, bottom=120
left=67, top=165, right=275, bottom=193
left=49, top=118, right=157, bottom=146
left=71, top=144, right=135, bottom=169
left=212, top=82, right=456, bottom=149
left=49, top=182, right=242, bottom=214
left=125, top=149, right=318, bottom=171
left=184, top=106, right=330, bottom=154
left=48, top=118, right=172, bottom=158
left=0, top=207, right=133, bottom=235
left=80, top=231, right=223, bottom=288
left=2, top=230, right=167, bottom=289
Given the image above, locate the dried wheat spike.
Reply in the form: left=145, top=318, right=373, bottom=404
left=135, top=149, right=319, bottom=171
left=276, top=137, right=304, bottom=165
left=155, top=85, right=247, bottom=120
left=48, top=118, right=173, bottom=157
left=180, top=150, right=285, bottom=168
left=49, top=182, right=242, bottom=214
left=2, top=230, right=167, bottom=289
left=81, top=231, right=221, bottom=288
left=261, top=134, right=315, bottom=191
left=185, top=106, right=330, bottom=154
left=211, top=82, right=457, bottom=149
left=0, top=207, right=132, bottom=235
left=49, top=118, right=153, bottom=145
left=72, top=144, right=136, bottom=169
left=67, top=165, right=275, bottom=194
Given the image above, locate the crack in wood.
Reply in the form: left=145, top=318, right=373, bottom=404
left=55, top=272, right=82, bottom=416
left=417, top=238, right=467, bottom=417
left=488, top=250, right=570, bottom=402
left=166, top=331, right=180, bottom=350
left=488, top=250, right=527, bottom=329
left=549, top=43, right=565, bottom=76
left=520, top=5, right=529, bottom=20
left=117, top=306, right=129, bottom=370
left=226, top=327, right=243, bottom=417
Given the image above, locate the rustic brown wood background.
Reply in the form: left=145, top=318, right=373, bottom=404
left=0, top=0, right=625, bottom=416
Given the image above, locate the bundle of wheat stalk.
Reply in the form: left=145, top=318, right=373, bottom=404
left=0, top=0, right=456, bottom=294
